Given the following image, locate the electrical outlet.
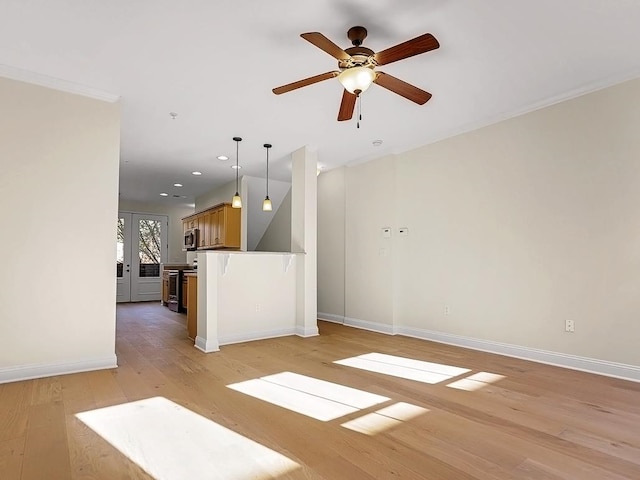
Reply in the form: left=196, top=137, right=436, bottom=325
left=255, top=303, right=261, bottom=312
left=565, top=319, right=575, bottom=333
left=444, top=305, right=451, bottom=315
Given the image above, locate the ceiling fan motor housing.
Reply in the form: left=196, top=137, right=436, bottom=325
left=340, top=47, right=375, bottom=69
left=347, top=26, right=368, bottom=46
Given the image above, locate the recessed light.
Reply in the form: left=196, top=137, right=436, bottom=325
left=192, top=171, right=202, bottom=176
left=174, top=183, right=183, bottom=187
left=160, top=193, right=168, bottom=196
left=372, top=139, right=383, bottom=146
left=231, top=165, right=242, bottom=170
left=217, top=155, right=229, bottom=161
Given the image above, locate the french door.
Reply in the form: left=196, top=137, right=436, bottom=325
left=116, top=212, right=168, bottom=303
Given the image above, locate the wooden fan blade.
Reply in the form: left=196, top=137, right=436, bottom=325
left=338, top=90, right=357, bottom=121
left=374, top=33, right=439, bottom=66
left=301, top=32, right=351, bottom=61
left=374, top=72, right=432, bottom=105
left=273, top=71, right=339, bottom=95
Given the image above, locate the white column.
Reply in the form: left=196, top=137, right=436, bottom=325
left=291, top=146, right=319, bottom=337
left=194, top=252, right=220, bottom=352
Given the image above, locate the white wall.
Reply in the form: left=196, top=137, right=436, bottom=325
left=0, top=77, right=120, bottom=381
left=256, top=187, right=292, bottom=252
left=216, top=253, right=297, bottom=344
left=196, top=178, right=238, bottom=210
left=118, top=199, right=194, bottom=263
left=196, top=252, right=297, bottom=350
left=317, top=167, right=345, bottom=319
left=246, top=177, right=291, bottom=251
left=318, top=76, right=640, bottom=376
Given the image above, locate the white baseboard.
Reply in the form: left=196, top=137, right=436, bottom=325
left=318, top=314, right=640, bottom=383
left=344, top=316, right=397, bottom=335
left=195, top=336, right=219, bottom=353
left=0, top=354, right=118, bottom=384
left=317, top=312, right=345, bottom=324
left=219, top=327, right=298, bottom=346
left=397, top=326, right=640, bottom=383
left=295, top=325, right=319, bottom=338
left=318, top=312, right=396, bottom=335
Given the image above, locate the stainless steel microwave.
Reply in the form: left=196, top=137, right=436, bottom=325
left=183, top=228, right=198, bottom=250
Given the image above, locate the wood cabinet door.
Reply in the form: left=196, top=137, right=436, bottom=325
left=210, top=208, right=221, bottom=246
left=186, top=276, right=198, bottom=340
left=182, top=277, right=188, bottom=311
left=221, top=204, right=241, bottom=248
left=195, top=214, right=205, bottom=247
left=200, top=212, right=210, bottom=248
left=162, top=277, right=169, bottom=304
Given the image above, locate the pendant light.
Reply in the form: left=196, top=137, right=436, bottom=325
left=262, top=143, right=273, bottom=212
left=231, top=136, right=242, bottom=208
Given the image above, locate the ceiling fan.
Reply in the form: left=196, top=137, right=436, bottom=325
left=272, top=26, right=440, bottom=122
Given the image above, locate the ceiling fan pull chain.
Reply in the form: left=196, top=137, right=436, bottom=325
left=357, top=94, right=361, bottom=129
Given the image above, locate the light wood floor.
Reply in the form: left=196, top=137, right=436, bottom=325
left=1, top=303, right=640, bottom=479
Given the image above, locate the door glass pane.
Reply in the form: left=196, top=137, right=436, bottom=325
left=117, top=217, right=124, bottom=278
left=139, top=219, right=161, bottom=277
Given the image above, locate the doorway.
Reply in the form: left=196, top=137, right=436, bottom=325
left=116, top=212, right=168, bottom=303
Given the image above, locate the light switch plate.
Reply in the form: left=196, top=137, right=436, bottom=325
left=399, top=227, right=409, bottom=236
left=381, top=227, right=392, bottom=238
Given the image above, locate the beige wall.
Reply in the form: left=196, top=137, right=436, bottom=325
left=118, top=199, right=194, bottom=263
left=345, top=156, right=398, bottom=329
left=0, top=77, right=120, bottom=379
left=318, top=77, right=640, bottom=369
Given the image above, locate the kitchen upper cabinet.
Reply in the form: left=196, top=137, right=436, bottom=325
left=215, top=204, right=241, bottom=248
left=182, top=203, right=241, bottom=250
left=209, top=208, right=220, bottom=247
left=184, top=216, right=198, bottom=232
left=199, top=212, right=210, bottom=248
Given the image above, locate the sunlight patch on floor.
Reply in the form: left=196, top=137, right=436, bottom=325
left=446, top=372, right=506, bottom=391
left=334, top=352, right=471, bottom=384
left=341, top=402, right=430, bottom=435
left=76, top=396, right=299, bottom=480
left=227, top=372, right=390, bottom=421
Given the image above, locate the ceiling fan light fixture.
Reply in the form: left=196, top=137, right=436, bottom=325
left=338, top=66, right=375, bottom=95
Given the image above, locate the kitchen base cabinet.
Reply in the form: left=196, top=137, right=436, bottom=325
left=186, top=274, right=198, bottom=340
left=162, top=271, right=170, bottom=305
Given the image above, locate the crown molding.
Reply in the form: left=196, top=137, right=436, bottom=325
left=0, top=64, right=120, bottom=103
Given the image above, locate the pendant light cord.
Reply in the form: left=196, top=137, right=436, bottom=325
left=266, top=146, right=269, bottom=197
left=235, top=139, right=239, bottom=190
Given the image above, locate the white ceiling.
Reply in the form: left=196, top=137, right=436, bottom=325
left=2, top=0, right=640, bottom=206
